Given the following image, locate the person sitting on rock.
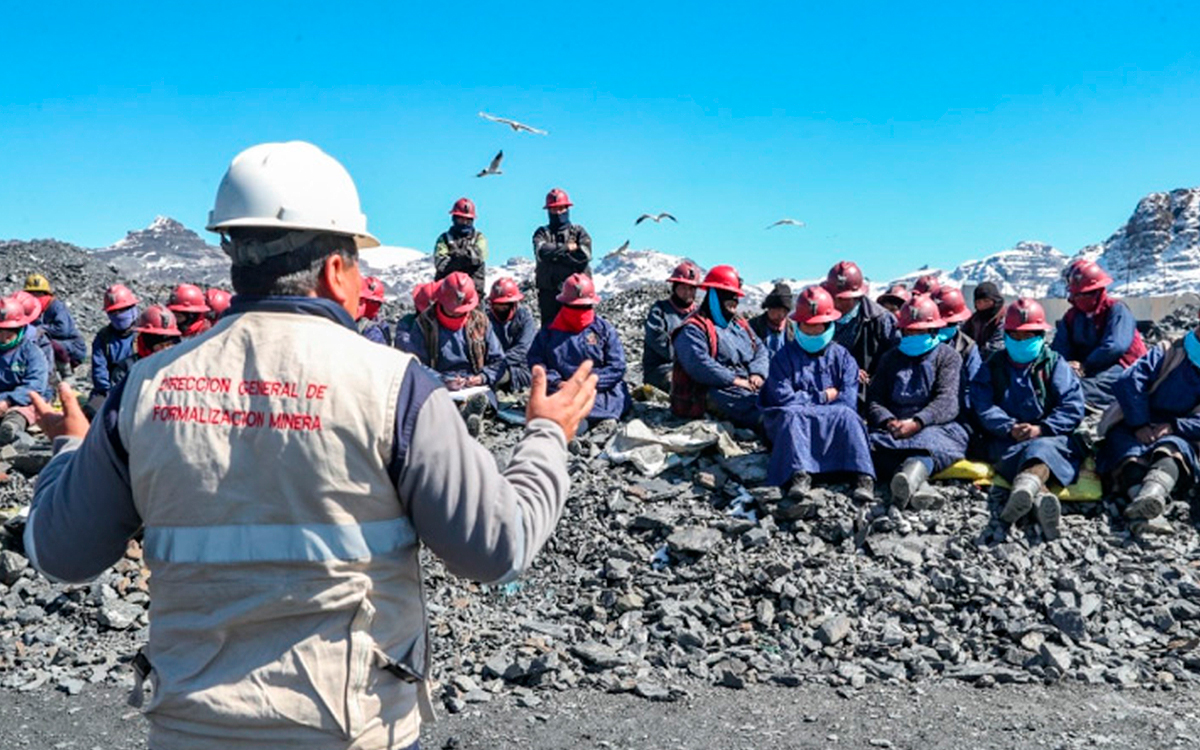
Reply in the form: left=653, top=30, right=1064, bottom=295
left=1097, top=308, right=1200, bottom=532
left=970, top=298, right=1085, bottom=541
left=205, top=288, right=232, bottom=323
left=89, top=284, right=140, bottom=412
left=760, top=285, right=876, bottom=503
left=875, top=283, right=910, bottom=316
left=748, top=282, right=799, bottom=360
left=394, top=281, right=437, bottom=353
left=642, top=261, right=703, bottom=393
left=867, top=296, right=969, bottom=509
left=133, top=304, right=184, bottom=360
left=356, top=276, right=392, bottom=346
left=487, top=277, right=537, bottom=392
left=1052, top=260, right=1146, bottom=408
left=0, top=296, right=50, bottom=447
left=934, top=286, right=984, bottom=444
left=529, top=274, right=629, bottom=432
left=166, top=283, right=213, bottom=339
left=24, top=273, right=87, bottom=378
left=408, top=272, right=507, bottom=435
left=822, top=260, right=899, bottom=411
left=11, top=291, right=54, bottom=381
left=964, top=282, right=1006, bottom=359
left=671, top=264, right=768, bottom=429
left=435, top=198, right=488, bottom=297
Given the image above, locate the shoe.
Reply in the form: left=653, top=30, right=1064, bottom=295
left=466, top=414, right=482, bottom=437
left=852, top=474, right=875, bottom=504
left=786, top=472, right=811, bottom=499
left=1125, top=468, right=1174, bottom=520
left=1037, top=493, right=1061, bottom=541
left=908, top=486, right=945, bottom=512
left=462, top=392, right=489, bottom=418
left=889, top=459, right=930, bottom=509
left=1000, top=471, right=1041, bottom=523
left=1130, top=517, right=1174, bottom=538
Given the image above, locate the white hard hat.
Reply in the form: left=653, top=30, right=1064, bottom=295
left=207, top=141, right=380, bottom=249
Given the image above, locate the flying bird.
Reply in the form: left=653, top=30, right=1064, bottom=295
left=476, top=150, right=503, bottom=177
left=478, top=112, right=548, bottom=135
left=766, top=218, right=806, bottom=229
left=635, top=212, right=677, bottom=225
left=612, top=239, right=631, bottom=254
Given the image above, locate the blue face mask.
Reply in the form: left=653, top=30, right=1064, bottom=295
left=798, top=324, right=835, bottom=353
left=707, top=291, right=730, bottom=329
left=839, top=301, right=861, bottom=322
left=1004, top=333, right=1045, bottom=364
left=937, top=324, right=958, bottom=343
left=898, top=332, right=938, bottom=357
left=108, top=305, right=139, bottom=333
left=1185, top=329, right=1200, bottom=368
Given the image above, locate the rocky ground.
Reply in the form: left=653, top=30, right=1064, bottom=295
left=1, top=240, right=1200, bottom=748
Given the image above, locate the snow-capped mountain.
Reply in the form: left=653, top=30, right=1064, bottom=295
left=92, top=216, right=230, bottom=286
left=947, top=241, right=1070, bottom=297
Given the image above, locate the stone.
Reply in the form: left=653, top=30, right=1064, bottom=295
left=816, top=615, right=852, bottom=646
left=720, top=454, right=769, bottom=485
left=0, top=550, right=27, bottom=586
left=1048, top=607, right=1087, bottom=641
left=742, top=527, right=770, bottom=548
left=666, top=527, right=722, bottom=556
left=570, top=642, right=626, bottom=670
left=1039, top=642, right=1073, bottom=674
left=633, top=681, right=674, bottom=701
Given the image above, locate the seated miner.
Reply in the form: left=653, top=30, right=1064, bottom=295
left=1052, top=260, right=1145, bottom=408
left=24, top=272, right=87, bottom=378
left=934, top=286, right=984, bottom=439
left=408, top=271, right=506, bottom=435
left=89, top=284, right=140, bottom=412
left=204, top=288, right=232, bottom=323
left=671, top=264, right=768, bottom=429
left=760, top=285, right=875, bottom=503
left=0, top=296, right=50, bottom=446
left=12, top=291, right=54, bottom=379
left=487, top=277, right=537, bottom=392
left=642, top=261, right=703, bottom=392
left=394, top=280, right=437, bottom=353
left=528, top=273, right=629, bottom=431
left=166, top=283, right=213, bottom=338
left=911, top=274, right=941, bottom=297
left=970, top=298, right=1085, bottom=541
left=356, top=275, right=392, bottom=346
left=867, top=296, right=969, bottom=509
left=964, top=282, right=1006, bottom=359
left=875, top=283, right=910, bottom=316
left=1097, top=308, right=1200, bottom=528
left=748, top=282, right=799, bottom=359
left=133, top=305, right=184, bottom=360
left=823, top=260, right=899, bottom=410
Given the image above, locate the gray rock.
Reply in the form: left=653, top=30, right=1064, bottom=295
left=1048, top=607, right=1087, bottom=640
left=570, top=642, right=626, bottom=670
left=666, top=527, right=722, bottom=556
left=720, top=454, right=769, bottom=485
left=1039, top=642, right=1073, bottom=674
left=0, top=550, right=27, bottom=586
left=816, top=615, right=852, bottom=646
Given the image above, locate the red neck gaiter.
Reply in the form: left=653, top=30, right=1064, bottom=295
left=550, top=306, right=595, bottom=334
left=437, top=306, right=470, bottom=332
left=38, top=295, right=53, bottom=313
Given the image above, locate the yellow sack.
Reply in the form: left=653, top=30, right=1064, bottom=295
left=933, top=458, right=1104, bottom=502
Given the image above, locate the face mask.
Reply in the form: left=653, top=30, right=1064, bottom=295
left=549, top=210, right=570, bottom=229
left=838, top=301, right=861, bottom=322
left=937, top=324, right=958, bottom=343
left=0, top=328, right=24, bottom=352
left=109, top=306, right=139, bottom=333
left=1004, top=333, right=1044, bottom=364
left=798, top=324, right=835, bottom=353
left=450, top=222, right=474, bottom=239
left=898, top=332, right=939, bottom=357
left=1072, top=291, right=1103, bottom=315
left=707, top=290, right=729, bottom=329
left=1185, top=330, right=1200, bottom=369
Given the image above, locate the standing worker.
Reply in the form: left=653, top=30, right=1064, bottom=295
left=434, top=197, right=488, bottom=296
left=532, top=188, right=592, bottom=324
left=23, top=141, right=597, bottom=750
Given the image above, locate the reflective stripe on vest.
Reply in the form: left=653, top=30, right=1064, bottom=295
left=144, top=517, right=417, bottom=563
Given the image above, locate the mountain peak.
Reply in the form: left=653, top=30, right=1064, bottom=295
left=93, top=217, right=229, bottom=286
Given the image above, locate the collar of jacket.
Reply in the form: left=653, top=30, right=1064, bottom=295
left=226, top=295, right=357, bottom=331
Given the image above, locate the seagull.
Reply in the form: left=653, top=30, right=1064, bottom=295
left=478, top=112, right=548, bottom=135
left=476, top=150, right=503, bottom=178
left=635, top=212, right=677, bottom=225
left=766, top=218, right=806, bottom=229
left=612, top=239, right=631, bottom=254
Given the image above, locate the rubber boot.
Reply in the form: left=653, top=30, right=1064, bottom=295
left=852, top=474, right=876, bottom=504
left=0, top=413, right=27, bottom=447
left=1126, top=467, right=1176, bottom=520
left=890, top=458, right=930, bottom=509
left=786, top=472, right=812, bottom=499
left=1037, top=493, right=1062, bottom=541
left=1000, top=471, right=1042, bottom=523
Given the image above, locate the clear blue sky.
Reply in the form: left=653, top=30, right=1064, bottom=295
left=3, top=1, right=1199, bottom=283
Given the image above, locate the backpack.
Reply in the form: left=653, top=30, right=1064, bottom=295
left=669, top=314, right=757, bottom=419
left=984, top=346, right=1059, bottom=415
left=415, top=307, right=490, bottom=373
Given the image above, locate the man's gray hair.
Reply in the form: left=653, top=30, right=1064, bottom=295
left=226, top=230, right=358, bottom=297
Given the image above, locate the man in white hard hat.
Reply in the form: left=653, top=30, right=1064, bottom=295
left=23, top=141, right=597, bottom=750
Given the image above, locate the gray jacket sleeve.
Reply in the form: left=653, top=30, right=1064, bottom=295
left=398, top=385, right=569, bottom=585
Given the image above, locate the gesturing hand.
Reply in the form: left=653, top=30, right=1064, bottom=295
left=30, top=383, right=90, bottom=441
left=527, top=362, right=597, bottom=443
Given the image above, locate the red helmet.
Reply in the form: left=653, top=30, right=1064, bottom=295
left=822, top=261, right=867, bottom=299
left=791, top=285, right=839, bottom=325
left=933, top=286, right=971, bottom=324
left=205, top=288, right=232, bottom=316
left=488, top=277, right=525, bottom=304
left=1004, top=297, right=1053, bottom=332
left=450, top=197, right=477, bottom=219
left=896, top=295, right=943, bottom=331
left=544, top=188, right=572, bottom=209
left=0, top=297, right=26, bottom=330
left=133, top=304, right=181, bottom=336
left=556, top=273, right=600, bottom=306
left=412, top=281, right=438, bottom=314
left=361, top=276, right=386, bottom=303
left=913, top=274, right=941, bottom=296
left=167, top=283, right=210, bottom=313
left=876, top=283, right=910, bottom=307
left=103, top=284, right=139, bottom=312
left=666, top=261, right=703, bottom=286
left=701, top=264, right=745, bottom=297
left=1066, top=260, right=1112, bottom=295
left=12, top=291, right=40, bottom=325
left=436, top=272, right=479, bottom=315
